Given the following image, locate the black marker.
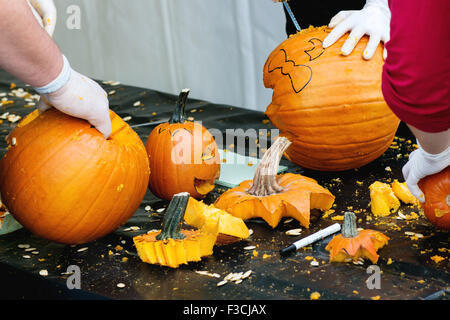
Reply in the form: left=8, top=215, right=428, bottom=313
left=280, top=223, right=341, bottom=256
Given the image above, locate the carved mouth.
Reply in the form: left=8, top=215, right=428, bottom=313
left=194, top=178, right=215, bottom=195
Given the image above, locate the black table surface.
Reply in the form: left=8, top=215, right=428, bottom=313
left=0, top=70, right=448, bottom=300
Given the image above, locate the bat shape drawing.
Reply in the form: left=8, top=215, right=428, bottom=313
left=304, top=38, right=325, bottom=61
left=267, top=49, right=312, bottom=94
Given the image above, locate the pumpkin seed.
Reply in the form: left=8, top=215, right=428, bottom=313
left=157, top=208, right=165, bottom=213
left=39, top=270, right=48, bottom=276
left=285, top=228, right=302, bottom=236
left=116, top=283, right=126, bottom=288
left=18, top=244, right=30, bottom=249
left=217, top=280, right=228, bottom=287
left=235, top=279, right=243, bottom=284
left=22, top=255, right=31, bottom=259
left=244, top=245, right=256, bottom=250
left=242, top=270, right=252, bottom=279
left=77, top=247, right=88, bottom=252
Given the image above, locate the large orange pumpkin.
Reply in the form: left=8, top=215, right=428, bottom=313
left=145, top=89, right=220, bottom=200
left=0, top=108, right=150, bottom=244
left=263, top=26, right=400, bottom=171
left=418, top=167, right=449, bottom=230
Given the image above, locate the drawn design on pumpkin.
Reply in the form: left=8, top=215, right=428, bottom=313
left=304, top=38, right=324, bottom=61
left=267, top=49, right=312, bottom=94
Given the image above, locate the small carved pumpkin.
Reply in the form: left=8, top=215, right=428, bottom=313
left=214, top=137, right=335, bottom=228
left=145, top=89, right=220, bottom=200
left=418, top=167, right=449, bottom=230
left=263, top=26, right=399, bottom=171
left=0, top=109, right=150, bottom=244
left=326, top=212, right=389, bottom=263
left=185, top=197, right=249, bottom=245
left=133, top=192, right=218, bottom=268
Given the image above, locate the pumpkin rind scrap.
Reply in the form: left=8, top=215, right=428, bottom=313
left=214, top=137, right=335, bottom=228
left=185, top=197, right=249, bottom=245
left=263, top=26, right=400, bottom=171
left=391, top=180, right=419, bottom=205
left=0, top=109, right=150, bottom=244
left=326, top=212, right=389, bottom=263
left=133, top=192, right=218, bottom=268
left=418, top=167, right=449, bottom=230
left=145, top=89, right=220, bottom=200
left=369, top=181, right=400, bottom=216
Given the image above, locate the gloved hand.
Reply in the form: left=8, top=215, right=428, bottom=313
left=402, top=143, right=450, bottom=202
left=27, top=0, right=57, bottom=37
left=322, top=0, right=390, bottom=60
left=34, top=55, right=112, bottom=139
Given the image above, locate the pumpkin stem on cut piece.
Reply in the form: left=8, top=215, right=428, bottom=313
left=248, top=137, right=292, bottom=197
left=156, top=192, right=190, bottom=240
left=341, top=212, right=359, bottom=238
left=169, top=88, right=190, bottom=124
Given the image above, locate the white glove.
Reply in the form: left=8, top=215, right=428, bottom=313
left=322, top=0, right=390, bottom=60
left=34, top=55, right=112, bottom=139
left=402, top=143, right=450, bottom=202
left=27, top=0, right=57, bottom=37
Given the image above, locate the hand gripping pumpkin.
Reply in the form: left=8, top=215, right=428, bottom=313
left=0, top=109, right=150, bottom=244
left=418, top=167, right=449, bottom=230
left=263, top=26, right=400, bottom=171
left=133, top=192, right=218, bottom=268
left=214, top=137, right=335, bottom=228
left=326, top=212, right=389, bottom=263
left=145, top=89, right=220, bottom=200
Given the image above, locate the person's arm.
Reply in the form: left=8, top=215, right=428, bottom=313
left=381, top=0, right=450, bottom=202
left=0, top=0, right=62, bottom=87
left=0, top=0, right=111, bottom=138
left=28, top=0, right=57, bottom=37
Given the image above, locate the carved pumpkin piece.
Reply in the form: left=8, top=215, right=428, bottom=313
left=185, top=197, right=249, bottom=245
left=133, top=192, right=218, bottom=268
left=326, top=212, right=389, bottom=263
left=145, top=89, right=220, bottom=200
left=369, top=181, right=400, bottom=216
left=214, top=137, right=335, bottom=228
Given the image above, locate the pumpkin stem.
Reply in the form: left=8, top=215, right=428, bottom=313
left=169, top=88, right=190, bottom=124
left=156, top=192, right=190, bottom=240
left=341, top=212, right=359, bottom=238
left=248, top=137, right=292, bottom=197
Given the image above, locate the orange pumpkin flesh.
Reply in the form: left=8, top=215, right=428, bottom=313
left=185, top=197, right=249, bottom=245
left=326, top=212, right=389, bottom=263
left=214, top=137, right=335, bottom=228
left=0, top=109, right=150, bottom=244
left=418, top=167, right=450, bottom=230
left=145, top=89, right=220, bottom=200
left=263, top=26, right=400, bottom=171
left=133, top=192, right=218, bottom=268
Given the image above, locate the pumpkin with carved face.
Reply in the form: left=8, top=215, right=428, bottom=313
left=263, top=26, right=400, bottom=171
left=145, top=89, right=220, bottom=200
